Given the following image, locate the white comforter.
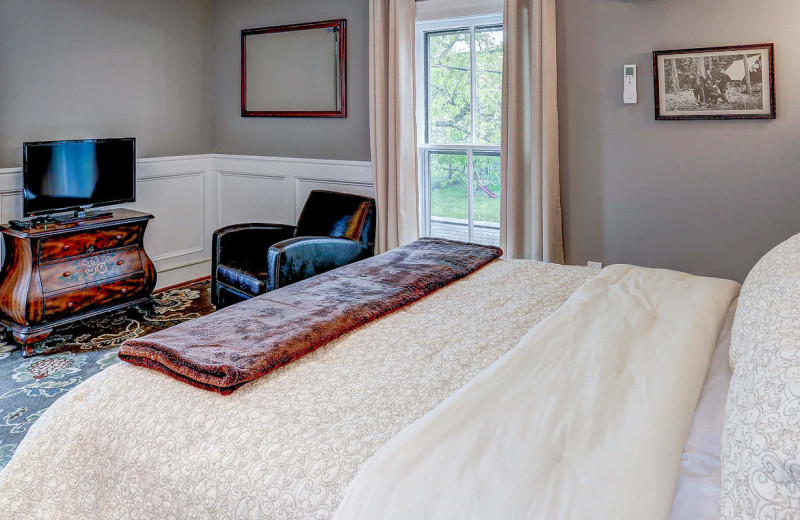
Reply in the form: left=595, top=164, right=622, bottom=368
left=0, top=260, right=595, bottom=519
left=335, top=265, right=740, bottom=519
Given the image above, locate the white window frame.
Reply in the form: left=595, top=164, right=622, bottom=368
left=415, top=13, right=503, bottom=242
left=415, top=0, right=503, bottom=22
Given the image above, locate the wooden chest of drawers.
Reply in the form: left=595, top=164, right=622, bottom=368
left=0, top=210, right=157, bottom=356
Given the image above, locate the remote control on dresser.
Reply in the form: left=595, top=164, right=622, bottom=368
left=9, top=220, right=33, bottom=230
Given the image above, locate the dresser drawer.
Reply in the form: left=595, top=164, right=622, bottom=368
left=43, top=275, right=146, bottom=319
left=40, top=224, right=140, bottom=262
left=39, top=249, right=143, bottom=294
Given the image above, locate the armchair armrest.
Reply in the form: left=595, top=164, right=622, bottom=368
left=213, top=223, right=296, bottom=266
left=212, top=223, right=296, bottom=305
left=266, top=236, right=371, bottom=291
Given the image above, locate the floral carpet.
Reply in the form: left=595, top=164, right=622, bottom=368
left=0, top=279, right=215, bottom=469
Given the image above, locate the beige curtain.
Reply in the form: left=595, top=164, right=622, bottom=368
left=369, top=0, right=420, bottom=253
left=501, top=0, right=564, bottom=263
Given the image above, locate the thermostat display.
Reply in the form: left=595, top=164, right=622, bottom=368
left=624, top=64, right=637, bottom=104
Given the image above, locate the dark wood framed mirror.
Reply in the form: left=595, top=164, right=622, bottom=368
left=241, top=19, right=347, bottom=118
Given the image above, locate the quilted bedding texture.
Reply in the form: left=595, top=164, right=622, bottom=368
left=0, top=259, right=595, bottom=519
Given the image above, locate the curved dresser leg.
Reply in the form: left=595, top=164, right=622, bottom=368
left=13, top=328, right=52, bottom=357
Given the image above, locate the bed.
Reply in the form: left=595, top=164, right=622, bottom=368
left=0, top=247, right=751, bottom=518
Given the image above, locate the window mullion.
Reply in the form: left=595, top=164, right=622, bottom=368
left=468, top=24, right=478, bottom=242
left=424, top=32, right=432, bottom=144
left=467, top=148, right=475, bottom=242
left=469, top=24, right=477, bottom=147
left=421, top=150, right=431, bottom=237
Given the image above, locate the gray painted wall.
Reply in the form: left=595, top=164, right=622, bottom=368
left=0, top=0, right=211, bottom=168
left=557, top=0, right=800, bottom=282
left=208, top=0, right=371, bottom=161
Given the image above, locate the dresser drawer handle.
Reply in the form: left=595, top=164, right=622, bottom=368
left=121, top=287, right=128, bottom=294
left=86, top=245, right=96, bottom=253
left=115, top=234, right=123, bottom=240
left=62, top=271, right=71, bottom=278
left=62, top=245, right=70, bottom=251
left=116, top=260, right=124, bottom=266
left=67, top=302, right=74, bottom=308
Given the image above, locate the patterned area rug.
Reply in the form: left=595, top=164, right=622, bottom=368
left=0, top=279, right=215, bottom=469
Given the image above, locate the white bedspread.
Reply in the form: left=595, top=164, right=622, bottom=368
left=0, top=260, right=595, bottom=519
left=335, top=265, right=740, bottom=520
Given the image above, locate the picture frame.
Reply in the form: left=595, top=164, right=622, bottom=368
left=241, top=19, right=347, bottom=118
left=653, top=43, right=775, bottom=120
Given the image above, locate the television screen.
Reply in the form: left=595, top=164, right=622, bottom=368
left=23, top=138, right=136, bottom=216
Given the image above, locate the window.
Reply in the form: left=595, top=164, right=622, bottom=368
left=416, top=14, right=503, bottom=246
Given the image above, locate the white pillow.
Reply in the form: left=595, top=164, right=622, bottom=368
left=720, top=233, right=800, bottom=518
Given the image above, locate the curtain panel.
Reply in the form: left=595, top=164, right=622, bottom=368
left=369, top=0, right=420, bottom=253
left=501, top=0, right=564, bottom=263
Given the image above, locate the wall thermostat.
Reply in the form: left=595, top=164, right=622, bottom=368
left=624, top=64, right=637, bottom=104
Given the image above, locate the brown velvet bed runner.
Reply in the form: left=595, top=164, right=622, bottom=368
left=118, top=238, right=502, bottom=394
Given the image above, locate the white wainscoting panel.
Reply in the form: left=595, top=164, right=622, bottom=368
left=217, top=171, right=289, bottom=227
left=130, top=172, right=205, bottom=262
left=0, top=169, right=23, bottom=225
left=214, top=154, right=374, bottom=226
left=124, top=155, right=213, bottom=288
left=0, top=169, right=23, bottom=266
left=0, top=154, right=374, bottom=290
left=0, top=194, right=22, bottom=225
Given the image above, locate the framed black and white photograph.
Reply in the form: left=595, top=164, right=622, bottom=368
left=653, top=43, right=775, bottom=120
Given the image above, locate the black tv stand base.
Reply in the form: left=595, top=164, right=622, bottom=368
left=53, top=210, right=114, bottom=224
left=8, top=210, right=116, bottom=230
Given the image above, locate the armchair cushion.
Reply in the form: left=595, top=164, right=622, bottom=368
left=217, top=261, right=269, bottom=296
left=212, top=223, right=296, bottom=304
left=266, top=236, right=371, bottom=291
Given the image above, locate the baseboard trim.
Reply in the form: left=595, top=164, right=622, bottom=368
left=155, top=275, right=211, bottom=293
left=155, top=260, right=211, bottom=290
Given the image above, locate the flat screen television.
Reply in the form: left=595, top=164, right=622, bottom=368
left=22, top=138, right=136, bottom=217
